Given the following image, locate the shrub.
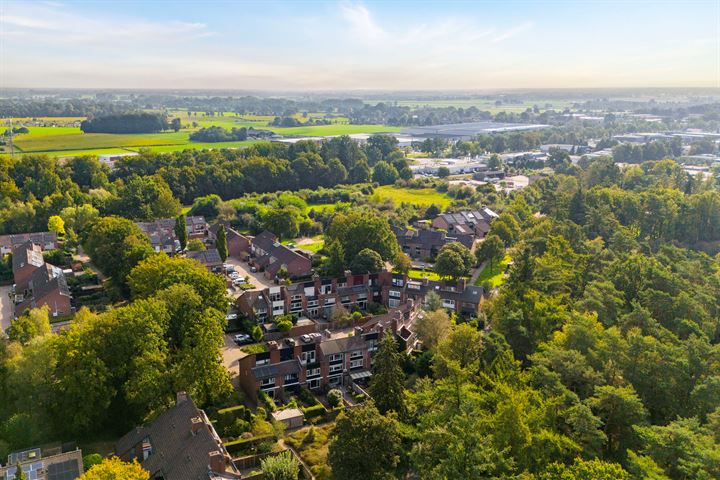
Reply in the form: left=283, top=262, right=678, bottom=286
left=302, top=404, right=326, bottom=421
left=327, top=389, right=343, bottom=408
left=261, top=451, right=299, bottom=480
left=83, top=454, right=103, bottom=472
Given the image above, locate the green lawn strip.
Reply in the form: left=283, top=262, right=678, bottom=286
left=407, top=269, right=441, bottom=281
left=474, top=254, right=511, bottom=287
left=371, top=185, right=452, bottom=208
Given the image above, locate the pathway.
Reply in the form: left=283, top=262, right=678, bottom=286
left=0, top=285, right=13, bottom=332
left=470, top=260, right=487, bottom=286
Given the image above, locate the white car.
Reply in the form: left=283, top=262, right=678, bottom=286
left=229, top=272, right=241, bottom=279
left=226, top=313, right=238, bottom=321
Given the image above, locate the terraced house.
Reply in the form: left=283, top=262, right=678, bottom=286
left=237, top=309, right=413, bottom=402
left=236, top=269, right=484, bottom=322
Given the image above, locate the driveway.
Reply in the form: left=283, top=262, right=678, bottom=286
left=223, top=257, right=274, bottom=297
left=221, top=333, right=249, bottom=388
left=0, top=285, right=14, bottom=332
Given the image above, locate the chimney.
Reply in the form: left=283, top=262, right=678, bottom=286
left=176, top=391, right=189, bottom=405
left=344, top=270, right=353, bottom=286
left=457, top=278, right=466, bottom=290
left=268, top=340, right=280, bottom=363
left=312, top=273, right=321, bottom=292
left=208, top=451, right=225, bottom=474
left=354, top=326, right=363, bottom=337
left=191, top=416, right=204, bottom=435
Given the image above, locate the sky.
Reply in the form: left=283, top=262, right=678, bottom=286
left=1, top=0, right=719, bottom=91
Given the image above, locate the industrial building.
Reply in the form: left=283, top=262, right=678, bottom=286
left=401, top=121, right=548, bottom=140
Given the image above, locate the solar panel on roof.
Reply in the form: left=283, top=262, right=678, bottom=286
left=47, top=459, right=81, bottom=480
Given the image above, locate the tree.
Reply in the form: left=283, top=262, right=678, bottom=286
left=393, top=252, right=412, bottom=274
left=187, top=239, right=206, bottom=252
left=328, top=402, right=400, bottom=480
left=437, top=166, right=450, bottom=178
left=14, top=466, right=27, bottom=480
left=47, top=215, right=65, bottom=235
left=372, top=161, right=399, bottom=185
left=587, top=385, right=647, bottom=460
left=434, top=242, right=473, bottom=279
left=261, top=451, right=299, bottom=480
left=476, top=234, right=504, bottom=271
left=174, top=214, right=188, bottom=250
left=415, top=309, right=451, bottom=352
left=111, top=175, right=180, bottom=221
left=216, top=224, right=228, bottom=261
left=350, top=248, right=384, bottom=274
left=424, top=291, right=442, bottom=312
left=189, top=194, right=222, bottom=220
left=60, top=204, right=99, bottom=243
left=369, top=333, right=407, bottom=417
left=537, top=458, right=631, bottom=480
left=323, top=240, right=346, bottom=277
left=276, top=317, right=293, bottom=332
left=262, top=207, right=300, bottom=241
left=78, top=457, right=149, bottom=480
left=170, top=118, right=182, bottom=132
left=487, top=153, right=503, bottom=170
left=326, top=210, right=399, bottom=265
left=6, top=306, right=51, bottom=345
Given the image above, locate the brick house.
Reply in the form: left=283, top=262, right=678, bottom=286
left=392, top=225, right=474, bottom=260
left=238, top=309, right=410, bottom=403
left=0, top=231, right=58, bottom=256
left=235, top=270, right=483, bottom=323
left=249, top=231, right=312, bottom=280
left=0, top=445, right=84, bottom=480
left=136, top=216, right=210, bottom=254
left=209, top=224, right=251, bottom=259
left=116, top=392, right=241, bottom=480
left=431, top=208, right=499, bottom=238
left=12, top=242, right=72, bottom=318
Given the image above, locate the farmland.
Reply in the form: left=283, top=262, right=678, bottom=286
left=2, top=111, right=399, bottom=157
left=370, top=185, right=452, bottom=208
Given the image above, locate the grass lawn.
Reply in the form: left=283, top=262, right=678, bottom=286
left=371, top=185, right=452, bottom=208
left=407, top=268, right=441, bottom=281
left=285, top=424, right=333, bottom=480
left=304, top=203, right=345, bottom=214
left=14, top=131, right=189, bottom=152
left=474, top=254, right=511, bottom=287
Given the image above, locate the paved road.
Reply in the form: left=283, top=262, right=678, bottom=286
left=221, top=333, right=249, bottom=388
left=0, top=285, right=14, bottom=332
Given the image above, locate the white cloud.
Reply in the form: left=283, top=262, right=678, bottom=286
left=339, top=2, right=385, bottom=40
left=491, top=21, right=534, bottom=43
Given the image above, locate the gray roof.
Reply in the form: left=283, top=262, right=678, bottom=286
left=0, top=231, right=57, bottom=248
left=29, top=264, right=71, bottom=300
left=188, top=249, right=222, bottom=266
left=251, top=359, right=301, bottom=379
left=116, top=396, right=231, bottom=480
left=12, top=242, right=44, bottom=272
left=252, top=231, right=278, bottom=252
left=320, top=335, right=366, bottom=356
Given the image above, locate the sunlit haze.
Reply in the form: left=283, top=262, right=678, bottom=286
left=1, top=0, right=718, bottom=90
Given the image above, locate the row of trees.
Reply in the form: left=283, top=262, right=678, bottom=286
left=188, top=126, right=248, bottom=142
left=80, top=113, right=171, bottom=134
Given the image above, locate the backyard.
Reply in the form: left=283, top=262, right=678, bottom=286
left=474, top=254, right=511, bottom=287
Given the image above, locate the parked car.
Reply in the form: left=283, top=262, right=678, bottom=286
left=233, top=333, right=252, bottom=345
left=226, top=313, right=238, bottom=321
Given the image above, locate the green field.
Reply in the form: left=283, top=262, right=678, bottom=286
left=370, top=185, right=452, bottom=208
left=474, top=254, right=511, bottom=288
left=408, top=268, right=441, bottom=281
left=6, top=112, right=399, bottom=158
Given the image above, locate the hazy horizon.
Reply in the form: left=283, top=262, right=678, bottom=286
left=1, top=0, right=718, bottom=91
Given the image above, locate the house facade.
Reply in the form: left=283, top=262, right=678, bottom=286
left=392, top=225, right=474, bottom=260
left=136, top=216, right=210, bottom=254
left=237, top=308, right=412, bottom=403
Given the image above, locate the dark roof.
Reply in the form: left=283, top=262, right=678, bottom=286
left=12, top=242, right=44, bottom=272
left=251, top=359, right=301, bottom=379
left=320, top=335, right=366, bottom=356
left=252, top=231, right=278, bottom=252
left=116, top=396, right=232, bottom=480
left=392, top=225, right=447, bottom=250
left=264, top=245, right=309, bottom=276
left=186, top=216, right=207, bottom=227
left=29, top=264, right=71, bottom=300
left=187, top=249, right=222, bottom=266
left=0, top=231, right=57, bottom=248
left=237, top=290, right=267, bottom=312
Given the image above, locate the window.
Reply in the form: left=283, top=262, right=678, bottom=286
left=350, top=359, right=363, bottom=369
left=261, top=377, right=275, bottom=386
left=302, top=351, right=316, bottom=363
left=392, top=278, right=404, bottom=287
left=256, top=358, right=269, bottom=366
left=350, top=350, right=363, bottom=359
left=284, top=374, right=299, bottom=384
left=341, top=296, right=351, bottom=304
left=389, top=290, right=401, bottom=298
left=389, top=298, right=400, bottom=308
left=324, top=298, right=336, bottom=306
left=329, top=353, right=343, bottom=363
left=337, top=281, right=347, bottom=288
left=307, top=367, right=321, bottom=378
left=291, top=294, right=302, bottom=301
left=269, top=293, right=282, bottom=302
left=321, top=285, right=332, bottom=294
left=329, top=364, right=343, bottom=373
left=442, top=299, right=456, bottom=309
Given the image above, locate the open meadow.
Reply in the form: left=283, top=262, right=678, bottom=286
left=2, top=111, right=399, bottom=157
left=370, top=185, right=452, bottom=208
